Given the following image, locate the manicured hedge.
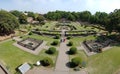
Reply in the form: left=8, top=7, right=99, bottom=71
left=46, top=47, right=56, bottom=54
left=51, top=40, right=59, bottom=46
left=54, top=35, right=60, bottom=39
left=69, top=47, right=77, bottom=54
left=28, top=32, right=33, bottom=35
left=67, top=36, right=71, bottom=40
left=71, top=57, right=82, bottom=67
left=67, top=41, right=73, bottom=46
left=40, top=57, right=53, bottom=66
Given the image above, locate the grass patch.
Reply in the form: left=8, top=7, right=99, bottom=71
left=87, top=46, right=120, bottom=74
left=0, top=40, right=58, bottom=74
left=70, top=35, right=96, bottom=46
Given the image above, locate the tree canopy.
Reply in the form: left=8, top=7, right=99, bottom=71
left=0, top=9, right=120, bottom=35
left=19, top=13, right=27, bottom=24
left=44, top=9, right=120, bottom=33
left=0, top=10, right=20, bottom=35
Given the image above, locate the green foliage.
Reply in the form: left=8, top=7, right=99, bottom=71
left=54, top=35, right=60, bottom=39
left=46, top=47, right=56, bottom=54
left=19, top=14, right=27, bottom=24
left=51, top=40, right=59, bottom=46
left=28, top=32, right=33, bottom=35
left=40, top=57, right=53, bottom=66
left=69, top=47, right=77, bottom=54
left=37, top=15, right=45, bottom=22
left=0, top=10, right=20, bottom=35
left=27, top=12, right=35, bottom=19
left=67, top=41, right=73, bottom=46
left=10, top=10, right=23, bottom=17
left=19, top=36, right=23, bottom=38
left=71, top=57, right=82, bottom=67
left=67, top=13, right=75, bottom=21
left=67, top=36, right=71, bottom=40
left=79, top=11, right=91, bottom=22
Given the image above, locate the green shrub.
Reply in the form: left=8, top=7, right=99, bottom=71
left=28, top=32, right=32, bottom=35
left=54, top=35, right=60, bottom=39
left=71, top=57, right=82, bottom=67
left=19, top=36, right=23, bottom=38
left=40, top=57, right=53, bottom=66
left=67, top=41, right=73, bottom=46
left=67, top=36, right=71, bottom=40
left=46, top=47, right=56, bottom=54
left=51, top=40, right=59, bottom=46
left=35, top=28, right=40, bottom=31
left=69, top=47, right=77, bottom=54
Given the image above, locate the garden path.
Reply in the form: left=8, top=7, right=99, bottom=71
left=55, top=40, right=70, bottom=71
left=55, top=29, right=69, bottom=71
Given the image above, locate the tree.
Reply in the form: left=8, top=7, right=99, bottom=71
left=94, top=12, right=108, bottom=26
left=108, top=9, right=120, bottom=33
left=69, top=47, right=77, bottom=54
left=79, top=11, right=91, bottom=22
left=51, top=40, right=59, bottom=46
left=71, top=12, right=79, bottom=21
left=0, top=10, right=19, bottom=35
left=40, top=57, right=53, bottom=66
left=46, top=47, right=56, bottom=54
left=37, top=15, right=45, bottom=22
left=71, top=57, right=82, bottom=67
left=19, top=14, right=27, bottom=24
left=10, top=10, right=23, bottom=17
left=27, top=12, right=35, bottom=19
left=67, top=41, right=73, bottom=46
left=67, top=13, right=75, bottom=21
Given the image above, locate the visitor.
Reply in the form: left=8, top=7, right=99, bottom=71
left=63, top=38, right=65, bottom=42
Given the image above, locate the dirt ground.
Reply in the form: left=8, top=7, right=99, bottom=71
left=0, top=34, right=14, bottom=41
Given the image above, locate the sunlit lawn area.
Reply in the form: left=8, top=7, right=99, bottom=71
left=70, top=22, right=100, bottom=32
left=40, top=21, right=57, bottom=30
left=70, top=35, right=97, bottom=46
left=0, top=40, right=58, bottom=74
left=87, top=46, right=120, bottom=74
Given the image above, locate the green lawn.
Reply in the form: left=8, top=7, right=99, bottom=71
left=68, top=45, right=120, bottom=74
left=70, top=22, right=100, bottom=32
left=68, top=34, right=120, bottom=74
left=70, top=35, right=97, bottom=46
left=87, top=46, right=120, bottom=74
left=0, top=40, right=58, bottom=74
left=40, top=21, right=57, bottom=30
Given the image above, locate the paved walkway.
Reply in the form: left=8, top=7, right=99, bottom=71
left=26, top=67, right=88, bottom=74
left=55, top=29, right=69, bottom=71
left=55, top=41, right=69, bottom=71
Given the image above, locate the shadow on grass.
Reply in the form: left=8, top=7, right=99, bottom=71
left=65, top=51, right=76, bottom=55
